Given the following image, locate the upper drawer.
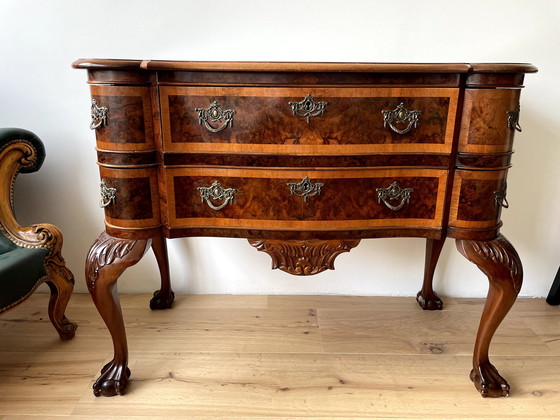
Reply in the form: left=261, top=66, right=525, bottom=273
left=90, top=85, right=155, bottom=152
left=458, top=89, right=522, bottom=154
left=160, top=87, right=458, bottom=155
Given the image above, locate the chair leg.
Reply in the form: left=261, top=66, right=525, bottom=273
left=45, top=261, right=77, bottom=341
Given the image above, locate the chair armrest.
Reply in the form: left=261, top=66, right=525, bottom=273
left=0, top=128, right=45, bottom=173
left=0, top=127, right=56, bottom=250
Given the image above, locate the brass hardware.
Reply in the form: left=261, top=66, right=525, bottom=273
left=90, top=99, right=108, bottom=130
left=494, top=184, right=509, bottom=208
left=195, top=101, right=236, bottom=133
left=376, top=181, right=413, bottom=211
left=382, top=103, right=421, bottom=135
left=507, top=104, right=522, bottom=132
left=197, top=181, right=236, bottom=210
left=289, top=94, right=328, bottom=123
left=287, top=176, right=323, bottom=202
left=99, top=180, right=117, bottom=208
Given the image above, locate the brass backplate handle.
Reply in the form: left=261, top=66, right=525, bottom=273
left=494, top=185, right=510, bottom=208
left=289, top=94, right=328, bottom=123
left=287, top=176, right=324, bottom=202
left=90, top=99, right=108, bottom=130
left=99, top=180, right=116, bottom=208
left=382, top=103, right=421, bottom=135
left=507, top=104, right=522, bottom=132
left=376, top=181, right=413, bottom=211
left=195, top=101, right=236, bottom=133
left=197, top=181, right=237, bottom=210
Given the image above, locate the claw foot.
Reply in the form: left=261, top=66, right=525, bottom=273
left=150, top=289, right=175, bottom=310
left=470, top=363, right=510, bottom=398
left=416, top=291, right=443, bottom=311
left=93, top=361, right=132, bottom=397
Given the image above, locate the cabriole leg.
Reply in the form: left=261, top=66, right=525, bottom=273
left=456, top=234, right=522, bottom=397
left=417, top=238, right=445, bottom=310
left=85, top=231, right=151, bottom=397
left=149, top=235, right=175, bottom=310
left=45, top=267, right=77, bottom=341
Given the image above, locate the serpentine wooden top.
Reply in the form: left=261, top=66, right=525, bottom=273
left=72, top=59, right=537, bottom=74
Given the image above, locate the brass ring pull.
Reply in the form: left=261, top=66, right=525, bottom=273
left=197, top=181, right=237, bottom=210
left=195, top=101, right=236, bottom=133
left=507, top=104, right=522, bottom=132
left=287, top=176, right=323, bottom=202
left=99, top=180, right=116, bottom=208
left=382, top=103, right=421, bottom=135
left=289, top=94, right=328, bottom=123
left=494, top=185, right=510, bottom=208
left=376, top=181, right=413, bottom=211
left=90, top=99, right=108, bottom=130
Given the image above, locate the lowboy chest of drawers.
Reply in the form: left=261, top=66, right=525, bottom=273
left=73, top=59, right=537, bottom=398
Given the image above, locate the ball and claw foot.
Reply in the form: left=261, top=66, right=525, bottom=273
left=150, top=289, right=175, bottom=310
left=416, top=291, right=443, bottom=311
left=93, top=361, right=132, bottom=397
left=470, top=362, right=510, bottom=398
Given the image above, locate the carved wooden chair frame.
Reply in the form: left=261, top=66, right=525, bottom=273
left=0, top=128, right=76, bottom=340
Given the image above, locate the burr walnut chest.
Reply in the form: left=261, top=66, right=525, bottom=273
left=73, top=59, right=536, bottom=398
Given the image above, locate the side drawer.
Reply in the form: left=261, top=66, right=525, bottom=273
left=90, top=85, right=154, bottom=151
left=459, top=89, right=522, bottom=154
left=448, top=168, right=509, bottom=235
left=160, top=87, right=458, bottom=155
left=98, top=166, right=161, bottom=236
left=165, top=167, right=447, bottom=231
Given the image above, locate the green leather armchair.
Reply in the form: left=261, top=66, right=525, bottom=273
left=0, top=128, right=76, bottom=340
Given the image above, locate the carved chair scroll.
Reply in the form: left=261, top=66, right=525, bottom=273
left=0, top=127, right=76, bottom=340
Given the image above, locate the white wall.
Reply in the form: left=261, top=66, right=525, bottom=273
left=1, top=0, right=559, bottom=297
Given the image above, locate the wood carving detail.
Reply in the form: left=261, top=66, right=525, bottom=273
left=458, top=234, right=522, bottom=293
left=248, top=239, right=360, bottom=276
left=86, top=231, right=137, bottom=288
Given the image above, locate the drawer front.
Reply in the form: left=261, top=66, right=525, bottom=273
left=160, top=87, right=458, bottom=155
left=459, top=89, right=522, bottom=154
left=90, top=85, right=154, bottom=151
left=166, top=168, right=447, bottom=231
left=449, top=169, right=508, bottom=232
left=98, top=166, right=161, bottom=230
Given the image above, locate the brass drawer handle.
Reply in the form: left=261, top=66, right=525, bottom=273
left=90, top=99, right=108, bottom=130
left=287, top=176, right=323, bottom=202
left=289, top=94, right=328, bottom=123
left=99, top=180, right=116, bottom=208
left=197, top=181, right=237, bottom=210
left=195, top=101, right=236, bottom=133
left=382, top=103, right=421, bottom=135
left=507, top=104, right=522, bottom=132
left=376, top=181, right=413, bottom=211
left=494, top=185, right=509, bottom=208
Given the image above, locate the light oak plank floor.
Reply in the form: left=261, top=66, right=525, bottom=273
left=1, top=294, right=559, bottom=419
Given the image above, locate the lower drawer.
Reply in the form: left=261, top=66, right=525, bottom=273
left=166, top=167, right=447, bottom=231
left=448, top=168, right=509, bottom=235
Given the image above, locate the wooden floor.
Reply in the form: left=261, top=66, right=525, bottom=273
left=1, top=293, right=560, bottom=419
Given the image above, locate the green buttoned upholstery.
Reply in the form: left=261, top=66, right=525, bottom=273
left=0, top=232, right=49, bottom=313
left=0, top=127, right=76, bottom=340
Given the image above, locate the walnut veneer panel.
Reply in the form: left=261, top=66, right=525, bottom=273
left=90, top=85, right=154, bottom=152
left=166, top=168, right=447, bottom=231
left=459, top=89, right=522, bottom=154
left=161, top=87, right=458, bottom=155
